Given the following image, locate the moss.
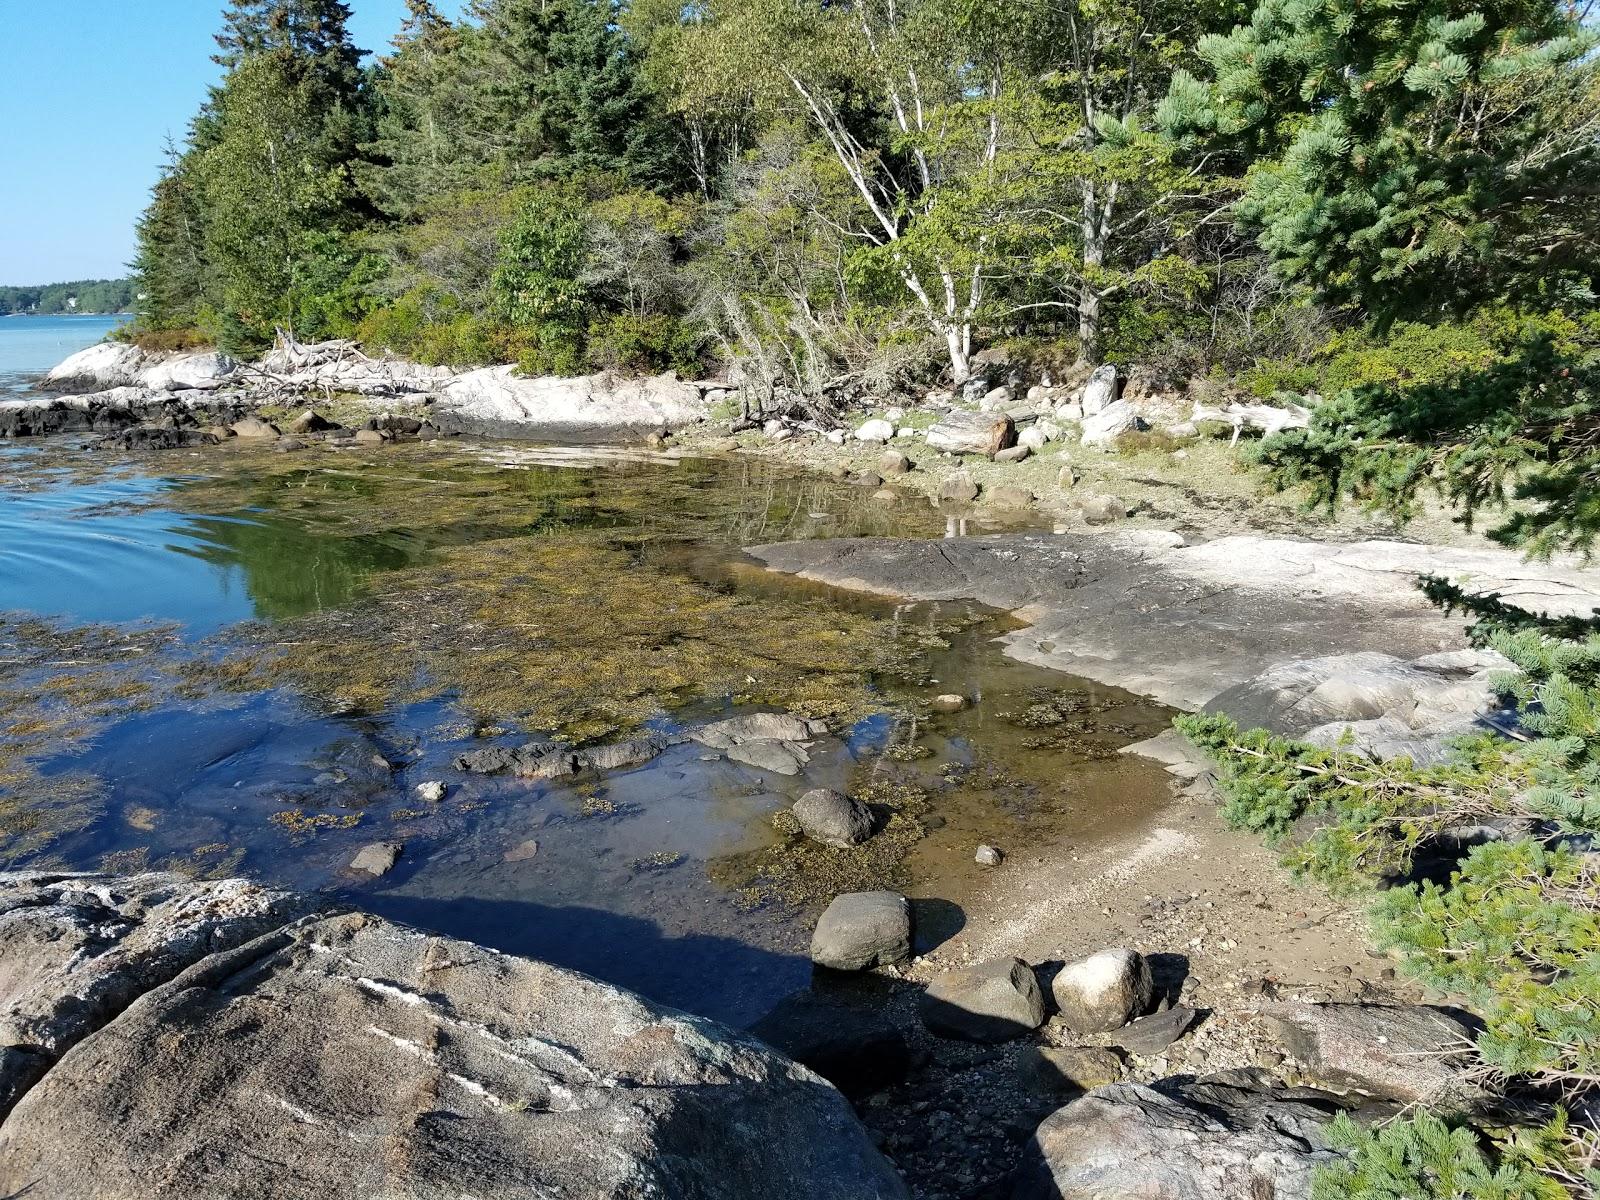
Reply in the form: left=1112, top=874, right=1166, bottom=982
left=269, top=809, right=364, bottom=837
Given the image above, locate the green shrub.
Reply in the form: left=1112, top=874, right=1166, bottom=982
left=1311, top=1113, right=1573, bottom=1200
left=585, top=312, right=706, bottom=374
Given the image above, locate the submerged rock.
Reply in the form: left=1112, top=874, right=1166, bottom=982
left=452, top=741, right=582, bottom=780
left=0, top=873, right=906, bottom=1200
left=348, top=842, right=402, bottom=877
left=938, top=471, right=980, bottom=503
left=919, top=956, right=1045, bottom=1043
left=810, top=891, right=912, bottom=971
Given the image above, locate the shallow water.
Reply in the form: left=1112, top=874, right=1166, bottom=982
left=0, top=439, right=1175, bottom=1024
left=0, top=314, right=125, bottom=392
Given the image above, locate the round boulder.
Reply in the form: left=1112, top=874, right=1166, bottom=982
left=1052, top=948, right=1153, bottom=1034
left=879, top=449, right=912, bottom=475
left=919, top=956, right=1045, bottom=1042
left=854, top=418, right=895, bottom=443
left=792, top=789, right=874, bottom=849
left=810, top=891, right=912, bottom=971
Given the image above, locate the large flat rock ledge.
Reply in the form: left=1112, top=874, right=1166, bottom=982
left=0, top=871, right=905, bottom=1200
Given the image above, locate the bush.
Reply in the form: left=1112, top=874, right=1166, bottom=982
left=585, top=312, right=706, bottom=374
left=1311, top=1112, right=1574, bottom=1200
left=117, top=326, right=213, bottom=353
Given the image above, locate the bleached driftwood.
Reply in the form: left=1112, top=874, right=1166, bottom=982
left=1192, top=400, right=1312, bottom=446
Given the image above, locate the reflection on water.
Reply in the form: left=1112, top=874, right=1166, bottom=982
left=0, top=440, right=1175, bottom=1023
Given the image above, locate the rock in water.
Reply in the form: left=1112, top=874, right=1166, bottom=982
left=748, top=991, right=911, bottom=1098
left=989, top=485, right=1035, bottom=508
left=287, top=410, right=334, bottom=435
left=938, top=472, right=980, bottom=503
left=1261, top=1001, right=1485, bottom=1110
left=926, top=411, right=1015, bottom=457
left=414, top=780, right=447, bottom=803
left=348, top=842, right=402, bottom=877
left=930, top=694, right=967, bottom=713
left=811, top=892, right=912, bottom=971
left=1079, top=364, right=1118, bottom=415
left=919, top=957, right=1045, bottom=1042
left=1052, top=949, right=1153, bottom=1034
left=0, top=874, right=906, bottom=1200
left=230, top=416, right=280, bottom=439
left=792, top=789, right=874, bottom=848
left=1012, top=1081, right=1338, bottom=1200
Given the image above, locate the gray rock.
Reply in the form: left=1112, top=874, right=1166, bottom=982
left=1112, top=1003, right=1196, bottom=1055
left=961, top=376, right=990, bottom=404
left=1013, top=1081, right=1339, bottom=1200
left=578, top=735, right=670, bottom=772
left=855, top=418, right=895, bottom=443
left=0, top=886, right=906, bottom=1200
left=994, top=445, right=1031, bottom=464
left=353, top=428, right=389, bottom=446
left=1052, top=949, right=1153, bottom=1034
left=230, top=416, right=280, bottom=439
left=1016, top=1046, right=1123, bottom=1096
left=938, top=471, right=980, bottom=503
left=1262, top=1001, right=1484, bottom=1110
left=1058, top=464, right=1079, bottom=489
left=792, top=789, right=874, bottom=848
left=975, top=845, right=1004, bottom=867
left=927, top=411, right=1015, bottom=457
left=1080, top=399, right=1144, bottom=449
left=0, top=872, right=310, bottom=1120
left=811, top=891, right=912, bottom=971
left=726, top=740, right=806, bottom=775
left=931, top=693, right=968, bottom=713
left=920, top=957, right=1045, bottom=1042
left=1077, top=493, right=1128, bottom=523
left=453, top=741, right=581, bottom=780
left=1017, top=425, right=1051, bottom=450
left=503, top=839, right=541, bottom=863
left=414, top=780, right=447, bottom=803
left=880, top=449, right=912, bottom=475
left=748, top=991, right=911, bottom=1098
left=690, top=711, right=812, bottom=748
left=1079, top=364, right=1118, bottom=415
left=349, top=842, right=402, bottom=877
left=989, top=485, right=1034, bottom=508
left=287, top=410, right=335, bottom=435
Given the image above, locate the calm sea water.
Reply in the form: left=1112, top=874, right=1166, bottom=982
left=0, top=313, right=126, bottom=392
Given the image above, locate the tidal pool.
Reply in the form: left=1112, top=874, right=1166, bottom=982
left=0, top=438, right=1174, bottom=1024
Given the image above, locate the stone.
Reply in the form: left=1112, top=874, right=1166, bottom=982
left=1077, top=494, right=1127, bottom=524
left=1079, top=364, right=1118, bottom=415
left=1262, top=1001, right=1485, bottom=1110
left=884, top=406, right=905, bottom=421
left=1052, top=949, right=1153, bottom=1034
left=230, top=416, right=280, bottom=439
left=287, top=410, right=335, bottom=435
left=435, top=368, right=707, bottom=440
left=960, top=377, right=990, bottom=404
left=503, top=839, right=541, bottom=863
left=353, top=428, right=389, bottom=446
left=927, top=411, right=1015, bottom=457
left=0, top=872, right=309, bottom=1119
left=826, top=430, right=846, bottom=445
left=930, top=694, right=967, bottom=713
left=770, top=427, right=795, bottom=442
left=1080, top=399, right=1145, bottom=449
left=870, top=488, right=899, bottom=503
left=453, top=741, right=581, bottom=780
left=1054, top=401, right=1084, bottom=423
left=1018, top=425, right=1050, bottom=451
left=349, top=842, right=402, bottom=877
left=414, top=780, right=447, bottom=803
left=726, top=741, right=806, bottom=775
left=937, top=471, right=980, bottom=504
left=854, top=418, right=895, bottom=443
left=920, top=957, right=1045, bottom=1043
left=989, top=485, right=1034, bottom=508
left=980, top=385, right=1013, bottom=410
left=880, top=449, right=912, bottom=475
left=764, top=418, right=787, bottom=436
left=273, top=437, right=307, bottom=453
left=0, top=879, right=906, bottom=1200
left=1058, top=464, right=1079, bottom=489
left=1012, top=1081, right=1339, bottom=1200
left=994, top=444, right=1031, bottom=464
left=853, top=471, right=884, bottom=489
left=811, top=891, right=912, bottom=971
left=1112, top=1004, right=1196, bottom=1056
left=1016, top=1046, right=1123, bottom=1096
left=975, top=845, right=1004, bottom=867
left=748, top=991, right=911, bottom=1098
left=792, top=789, right=874, bottom=848
left=578, top=736, right=670, bottom=772
left=691, top=711, right=811, bottom=748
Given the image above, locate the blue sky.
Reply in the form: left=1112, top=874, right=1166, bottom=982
left=0, top=1, right=465, bottom=286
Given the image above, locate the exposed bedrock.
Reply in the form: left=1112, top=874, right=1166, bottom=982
left=747, top=530, right=1600, bottom=759
left=0, top=871, right=905, bottom=1200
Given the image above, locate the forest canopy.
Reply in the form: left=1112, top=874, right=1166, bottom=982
left=0, top=280, right=135, bottom=315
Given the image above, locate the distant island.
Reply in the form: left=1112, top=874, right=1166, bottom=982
left=0, top=279, right=135, bottom=316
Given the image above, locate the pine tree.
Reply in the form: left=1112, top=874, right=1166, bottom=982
left=213, top=0, right=364, bottom=102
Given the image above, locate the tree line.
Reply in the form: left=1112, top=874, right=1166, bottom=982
left=1, top=280, right=135, bottom=315
left=132, top=0, right=1597, bottom=548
